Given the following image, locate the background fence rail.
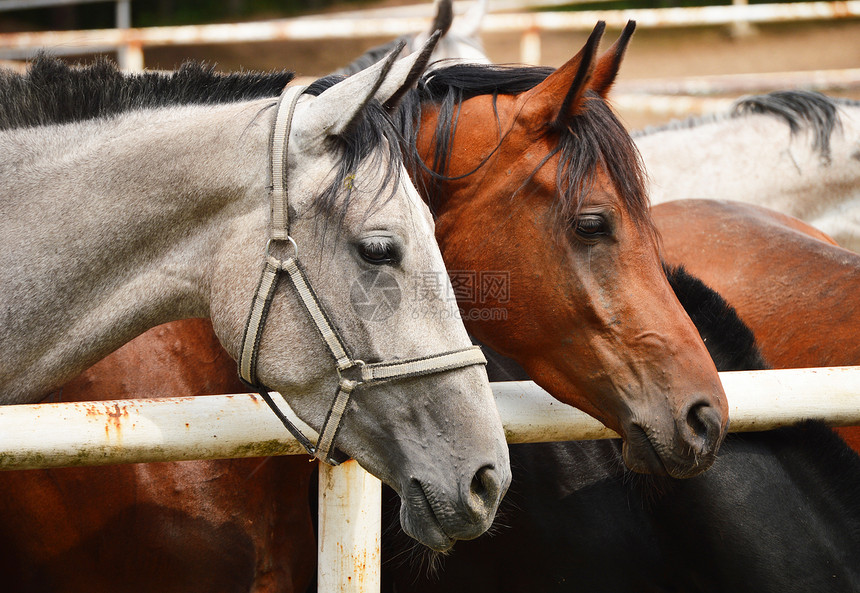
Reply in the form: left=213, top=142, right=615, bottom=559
left=0, top=1, right=858, bottom=70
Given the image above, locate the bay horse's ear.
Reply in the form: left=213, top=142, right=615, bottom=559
left=590, top=20, right=636, bottom=98
left=520, top=22, right=605, bottom=128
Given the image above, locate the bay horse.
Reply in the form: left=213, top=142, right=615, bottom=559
left=634, top=91, right=860, bottom=252
left=653, top=198, right=860, bottom=452
left=0, top=46, right=512, bottom=552
left=381, top=267, right=860, bottom=593
left=393, top=22, right=728, bottom=477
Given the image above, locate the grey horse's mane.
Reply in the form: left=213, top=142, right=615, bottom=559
left=0, top=55, right=405, bottom=222
left=0, top=55, right=294, bottom=131
left=632, top=90, right=860, bottom=162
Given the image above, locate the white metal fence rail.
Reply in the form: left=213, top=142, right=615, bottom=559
left=1, top=366, right=860, bottom=591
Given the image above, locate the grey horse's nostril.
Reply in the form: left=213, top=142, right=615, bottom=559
left=468, top=464, right=502, bottom=518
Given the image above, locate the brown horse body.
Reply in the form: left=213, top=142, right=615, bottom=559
left=0, top=319, right=316, bottom=593
left=655, top=199, right=858, bottom=369
left=654, top=199, right=860, bottom=452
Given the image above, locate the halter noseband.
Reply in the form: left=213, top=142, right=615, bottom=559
left=238, top=85, right=487, bottom=465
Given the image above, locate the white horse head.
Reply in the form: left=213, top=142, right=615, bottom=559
left=0, top=45, right=510, bottom=551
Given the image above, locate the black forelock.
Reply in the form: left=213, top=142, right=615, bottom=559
left=300, top=74, right=405, bottom=226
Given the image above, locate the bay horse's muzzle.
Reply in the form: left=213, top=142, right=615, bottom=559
left=623, top=395, right=726, bottom=478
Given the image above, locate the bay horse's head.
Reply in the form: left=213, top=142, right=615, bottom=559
left=211, top=45, right=509, bottom=550
left=407, top=22, right=728, bottom=477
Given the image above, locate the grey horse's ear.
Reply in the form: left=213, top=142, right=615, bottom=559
left=301, top=31, right=440, bottom=139
left=380, top=30, right=442, bottom=111
left=430, top=0, right=454, bottom=37
left=301, top=40, right=405, bottom=138
left=452, top=0, right=487, bottom=39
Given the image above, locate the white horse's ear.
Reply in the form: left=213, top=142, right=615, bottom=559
left=428, top=0, right=454, bottom=38
left=452, top=0, right=487, bottom=39
left=300, top=40, right=404, bottom=139
left=379, top=30, right=441, bottom=110
left=412, top=0, right=452, bottom=55
left=302, top=32, right=439, bottom=139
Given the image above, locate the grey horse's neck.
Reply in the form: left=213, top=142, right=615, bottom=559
left=0, top=99, right=275, bottom=403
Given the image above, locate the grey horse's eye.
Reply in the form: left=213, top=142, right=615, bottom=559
left=358, top=237, right=399, bottom=265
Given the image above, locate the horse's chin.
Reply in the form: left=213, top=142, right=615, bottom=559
left=399, top=499, right=456, bottom=552
left=622, top=427, right=717, bottom=479
left=622, top=432, right=670, bottom=477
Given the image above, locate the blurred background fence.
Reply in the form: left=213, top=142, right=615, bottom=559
left=1, top=1, right=858, bottom=148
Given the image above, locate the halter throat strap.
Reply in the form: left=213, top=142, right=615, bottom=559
left=238, top=85, right=486, bottom=465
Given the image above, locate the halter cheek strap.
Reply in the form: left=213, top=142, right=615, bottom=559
left=238, top=85, right=487, bottom=466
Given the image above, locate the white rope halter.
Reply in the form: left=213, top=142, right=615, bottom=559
left=238, top=85, right=486, bottom=465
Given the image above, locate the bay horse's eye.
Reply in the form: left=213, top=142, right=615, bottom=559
left=358, top=237, right=399, bottom=265
left=574, top=215, right=608, bottom=238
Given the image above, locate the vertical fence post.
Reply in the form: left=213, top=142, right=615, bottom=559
left=730, top=0, right=756, bottom=36
left=318, top=460, right=382, bottom=593
left=520, top=26, right=541, bottom=65
left=115, top=0, right=142, bottom=70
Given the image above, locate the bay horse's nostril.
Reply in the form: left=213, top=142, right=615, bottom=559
left=681, top=399, right=724, bottom=455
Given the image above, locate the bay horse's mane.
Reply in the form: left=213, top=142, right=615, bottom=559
left=632, top=90, right=860, bottom=164
left=0, top=56, right=404, bottom=223
left=396, top=62, right=651, bottom=228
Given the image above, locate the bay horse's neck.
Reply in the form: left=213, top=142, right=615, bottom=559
left=0, top=99, right=275, bottom=403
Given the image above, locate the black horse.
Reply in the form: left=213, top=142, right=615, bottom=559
left=381, top=266, right=860, bottom=593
